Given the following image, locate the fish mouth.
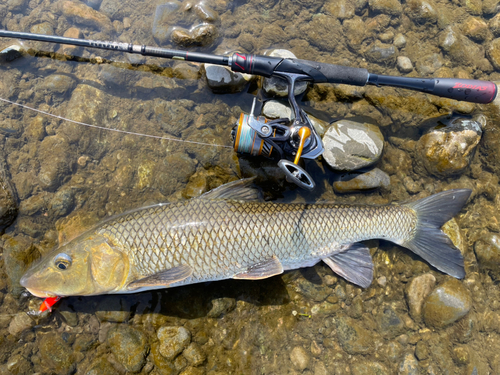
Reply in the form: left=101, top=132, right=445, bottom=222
left=24, top=288, right=58, bottom=298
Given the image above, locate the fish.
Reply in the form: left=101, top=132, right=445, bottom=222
left=20, top=179, right=471, bottom=298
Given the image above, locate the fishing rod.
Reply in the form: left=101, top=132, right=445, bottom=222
left=0, top=30, right=497, bottom=189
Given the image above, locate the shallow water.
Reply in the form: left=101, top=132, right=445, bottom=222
left=0, top=0, right=500, bottom=374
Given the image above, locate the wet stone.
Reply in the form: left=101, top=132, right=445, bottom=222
left=31, top=22, right=54, bottom=36
left=423, top=278, right=472, bottom=328
left=182, top=343, right=206, bottom=366
left=297, top=278, right=331, bottom=302
left=405, top=0, right=438, bottom=24
left=405, top=273, right=436, bottom=320
left=157, top=326, right=191, bottom=360
left=335, top=316, right=373, bottom=354
left=61, top=1, right=113, bottom=32
left=365, top=42, right=396, bottom=63
left=416, top=116, right=482, bottom=178
left=0, top=45, right=22, bottom=63
left=462, top=17, right=489, bottom=42
left=0, top=152, right=18, bottom=231
left=153, top=99, right=195, bottom=136
left=38, top=332, right=75, bottom=374
left=474, top=233, right=500, bottom=278
left=204, top=64, right=250, bottom=93
left=207, top=297, right=236, bottom=318
left=415, top=340, right=429, bottom=360
left=333, top=168, right=390, bottom=193
left=323, top=119, right=384, bottom=171
left=107, top=325, right=148, bottom=373
left=39, top=74, right=76, bottom=95
left=490, top=14, right=500, bottom=38
left=399, top=353, right=419, bottom=375
left=393, top=33, right=406, bottom=48
left=487, top=38, right=500, bottom=70
left=8, top=312, right=34, bottom=336
left=172, top=24, right=218, bottom=47
left=85, top=356, right=120, bottom=375
left=48, top=188, right=75, bottom=218
left=351, top=361, right=389, bottom=375
left=369, top=0, right=402, bottom=16
left=397, top=56, right=414, bottom=73
left=262, top=50, right=308, bottom=97
left=152, top=2, right=181, bottom=45
left=324, top=0, right=356, bottom=19
left=290, top=346, right=310, bottom=371
left=95, top=296, right=131, bottom=323
left=377, top=305, right=405, bottom=338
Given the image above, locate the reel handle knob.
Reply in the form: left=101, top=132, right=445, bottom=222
left=278, top=159, right=316, bottom=190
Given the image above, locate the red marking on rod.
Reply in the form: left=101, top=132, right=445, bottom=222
left=186, top=51, right=189, bottom=60
left=235, top=53, right=247, bottom=60
left=39, top=296, right=61, bottom=313
left=234, top=62, right=245, bottom=71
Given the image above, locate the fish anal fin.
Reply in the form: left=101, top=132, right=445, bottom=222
left=198, top=177, right=260, bottom=202
left=127, top=265, right=193, bottom=290
left=233, top=256, right=283, bottom=280
left=323, top=243, right=374, bottom=288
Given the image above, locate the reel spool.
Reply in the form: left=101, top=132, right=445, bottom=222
left=233, top=114, right=273, bottom=157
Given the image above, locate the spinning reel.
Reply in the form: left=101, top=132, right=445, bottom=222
left=232, top=73, right=324, bottom=190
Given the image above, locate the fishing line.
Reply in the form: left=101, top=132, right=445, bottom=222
left=0, top=96, right=232, bottom=149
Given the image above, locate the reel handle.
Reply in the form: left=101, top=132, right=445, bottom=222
left=278, top=159, right=315, bottom=190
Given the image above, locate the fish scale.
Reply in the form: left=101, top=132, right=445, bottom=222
left=95, top=199, right=417, bottom=285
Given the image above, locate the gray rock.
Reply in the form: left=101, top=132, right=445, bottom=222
left=204, top=64, right=250, bottom=93
left=416, top=116, right=482, bottom=178
left=377, top=305, right=405, bottom=338
left=48, top=188, right=75, bottom=218
left=262, top=100, right=292, bottom=119
left=399, top=353, right=419, bottom=375
left=107, top=325, right=148, bottom=373
left=369, top=0, right=402, bottom=15
left=365, top=42, right=397, bottom=63
left=397, top=56, right=413, bottom=73
left=39, top=74, right=76, bottom=95
left=8, top=312, right=34, bottom=336
left=290, top=346, right=310, bottom=371
left=85, top=0, right=102, bottom=10
left=323, top=120, right=384, bottom=171
left=405, top=273, right=436, bottom=320
left=423, top=278, right=472, bottom=328
left=30, top=22, right=54, bottom=36
left=439, top=26, right=484, bottom=67
left=474, top=233, right=500, bottom=278
left=7, top=0, right=27, bottom=12
left=207, top=297, right=236, bottom=318
left=152, top=2, right=180, bottom=45
left=405, top=0, right=438, bottom=24
left=183, top=343, right=206, bottom=366
left=262, top=50, right=308, bottom=97
left=335, top=316, right=373, bottom=354
left=37, top=135, right=72, bottom=190
left=153, top=99, right=195, bottom=136
left=351, top=361, right=389, bottom=375
left=297, top=278, right=331, bottom=302
left=158, top=326, right=191, bottom=360
left=393, top=33, right=407, bottom=48
left=333, top=168, right=390, bottom=193
left=0, top=45, right=22, bottom=63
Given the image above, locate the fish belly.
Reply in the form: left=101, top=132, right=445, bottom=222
left=95, top=200, right=416, bottom=288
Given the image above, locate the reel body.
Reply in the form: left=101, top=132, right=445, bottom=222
left=231, top=73, right=325, bottom=190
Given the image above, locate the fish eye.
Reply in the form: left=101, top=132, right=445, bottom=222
left=54, top=253, right=72, bottom=271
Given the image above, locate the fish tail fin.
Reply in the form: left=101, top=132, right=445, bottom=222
left=402, top=189, right=472, bottom=279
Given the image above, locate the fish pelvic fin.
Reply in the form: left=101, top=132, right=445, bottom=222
left=323, top=244, right=374, bottom=288
left=402, top=189, right=472, bottom=279
left=127, top=265, right=193, bottom=290
left=233, top=256, right=284, bottom=280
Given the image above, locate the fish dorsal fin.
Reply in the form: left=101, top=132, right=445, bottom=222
left=127, top=265, right=193, bottom=290
left=323, top=243, right=374, bottom=288
left=233, top=256, right=284, bottom=280
left=198, top=177, right=260, bottom=202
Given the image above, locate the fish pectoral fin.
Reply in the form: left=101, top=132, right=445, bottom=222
left=323, top=243, right=373, bottom=288
left=198, top=177, right=261, bottom=202
left=233, top=256, right=283, bottom=280
left=127, top=265, right=193, bottom=290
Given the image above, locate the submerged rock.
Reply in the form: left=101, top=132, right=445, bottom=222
left=157, top=326, right=191, bottom=360
left=399, top=353, right=419, bottom=375
left=335, top=316, right=374, bottom=354
left=107, top=325, right=148, bottom=373
left=290, top=346, right=310, bottom=371
left=416, top=116, right=482, bottom=178
left=8, top=312, right=34, bottom=336
left=204, top=63, right=251, bottom=93
left=405, top=273, right=436, bottom=320
left=323, top=119, right=384, bottom=171
left=351, top=361, right=389, bottom=375
left=333, top=168, right=390, bottom=193
left=0, top=151, right=18, bottom=232
left=474, top=233, right=500, bottom=278
left=38, top=332, right=75, bottom=374
left=422, top=278, right=472, bottom=328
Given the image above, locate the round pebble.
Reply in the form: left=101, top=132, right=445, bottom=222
left=107, top=325, right=149, bottom=373
left=422, top=278, right=472, bottom=328
left=406, top=274, right=436, bottom=320
left=157, top=326, right=191, bottom=360
left=290, top=346, right=310, bottom=371
left=397, top=56, right=414, bottom=73
left=474, top=233, right=500, bottom=277
left=333, top=168, right=390, bottom=193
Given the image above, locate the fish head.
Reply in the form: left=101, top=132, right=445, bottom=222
left=20, top=234, right=129, bottom=297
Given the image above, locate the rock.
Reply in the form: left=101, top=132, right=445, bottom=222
left=377, top=305, right=405, bottom=338
left=207, top=297, right=236, bottom=318
left=31, top=22, right=54, bottom=36
left=335, top=316, right=373, bottom=354
left=351, top=361, right=389, bottom=375
left=365, top=42, right=397, bottom=63
left=323, top=119, right=384, bottom=171
left=297, top=278, right=331, bottom=302
left=152, top=2, right=181, bottom=45
left=262, top=50, right=308, bottom=97
left=7, top=0, right=27, bottom=12
left=399, top=353, right=419, bottom=375
left=157, top=326, right=191, bottom=360
left=462, top=17, right=489, bottom=42
left=153, top=99, right=195, bottom=136
left=95, top=296, right=131, bottom=323
left=369, top=0, right=402, bottom=15
left=0, top=151, right=18, bottom=232
left=423, top=278, right=472, bottom=328
left=60, top=1, right=113, bottom=32
left=490, top=14, right=500, bottom=37
left=107, top=325, right=148, bottom=373
left=324, top=0, right=356, bottom=19
left=99, top=0, right=134, bottom=20
left=0, top=45, right=22, bottom=63
left=262, top=100, right=292, bottom=119
left=415, top=340, right=429, bottom=360
left=397, top=56, right=413, bottom=73
left=416, top=116, right=482, bottom=178
left=405, top=0, right=438, bottom=24
left=393, top=33, right=406, bottom=48
left=172, top=24, right=218, bottom=47
left=290, top=346, right=310, bottom=371
left=333, top=168, right=390, bottom=193
left=39, top=74, right=76, bottom=96
left=204, top=63, right=250, bottom=93
left=38, top=135, right=73, bottom=191
left=48, top=188, right=75, bottom=218
left=84, top=356, right=120, bottom=375
left=439, top=26, right=484, bottom=68
left=60, top=27, right=83, bottom=55
left=183, top=343, right=206, bottom=366
left=474, top=233, right=500, bottom=278
left=405, top=273, right=436, bottom=320
left=38, top=332, right=75, bottom=374
left=452, top=346, right=470, bottom=366
left=8, top=313, right=34, bottom=336
left=3, top=235, right=39, bottom=296
left=487, top=38, right=500, bottom=70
